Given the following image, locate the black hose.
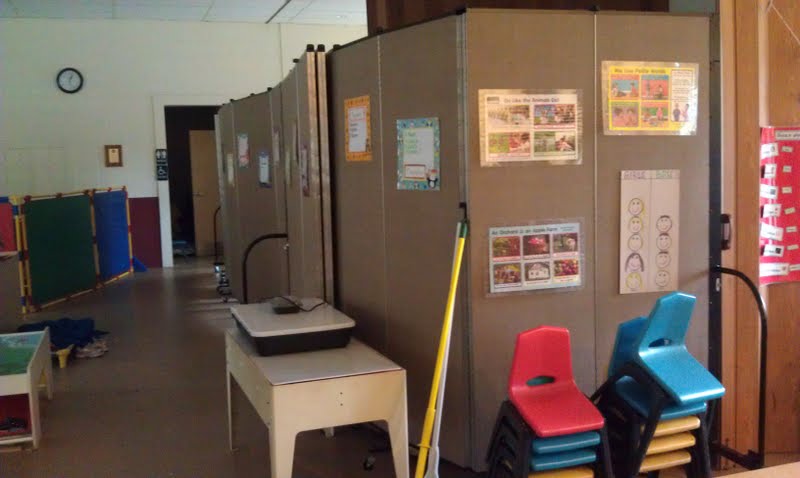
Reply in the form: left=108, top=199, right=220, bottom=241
left=242, top=233, right=288, bottom=304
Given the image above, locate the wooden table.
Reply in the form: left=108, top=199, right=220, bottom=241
left=0, top=328, right=53, bottom=448
left=226, top=328, right=409, bottom=478
left=727, top=462, right=800, bottom=477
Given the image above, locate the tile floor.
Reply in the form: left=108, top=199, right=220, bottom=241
left=0, top=258, right=796, bottom=477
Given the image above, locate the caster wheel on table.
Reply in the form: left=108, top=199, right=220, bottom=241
left=363, top=455, right=376, bottom=471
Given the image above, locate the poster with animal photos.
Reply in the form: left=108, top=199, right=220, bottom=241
left=619, top=170, right=680, bottom=294
left=489, top=222, right=582, bottom=294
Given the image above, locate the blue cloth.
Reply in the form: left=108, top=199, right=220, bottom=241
left=17, top=318, right=107, bottom=349
left=94, top=190, right=131, bottom=281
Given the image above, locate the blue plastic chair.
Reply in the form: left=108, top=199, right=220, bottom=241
left=609, top=316, right=707, bottom=420
left=635, top=293, right=725, bottom=405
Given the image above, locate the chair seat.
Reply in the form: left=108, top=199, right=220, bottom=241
left=512, top=383, right=604, bottom=437
left=532, top=431, right=601, bottom=455
left=639, top=450, right=692, bottom=472
left=530, top=447, right=597, bottom=472
left=529, top=466, right=594, bottom=478
left=646, top=432, right=696, bottom=455
left=615, top=377, right=707, bottom=420
left=637, top=349, right=726, bottom=405
left=650, top=415, right=701, bottom=438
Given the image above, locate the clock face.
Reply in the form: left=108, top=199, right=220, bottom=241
left=56, top=68, right=83, bottom=93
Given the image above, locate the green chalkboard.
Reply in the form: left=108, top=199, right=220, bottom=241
left=24, top=195, right=96, bottom=306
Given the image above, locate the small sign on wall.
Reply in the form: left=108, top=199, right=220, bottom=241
left=155, top=149, right=168, bottom=181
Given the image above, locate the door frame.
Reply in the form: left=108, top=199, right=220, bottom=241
left=152, top=95, right=227, bottom=267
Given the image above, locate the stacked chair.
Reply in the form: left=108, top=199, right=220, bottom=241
left=487, top=326, right=614, bottom=478
left=591, top=292, right=725, bottom=477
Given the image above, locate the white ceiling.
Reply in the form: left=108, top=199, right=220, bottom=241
left=0, top=0, right=367, bottom=25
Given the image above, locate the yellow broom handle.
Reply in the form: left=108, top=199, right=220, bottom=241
left=414, top=222, right=468, bottom=478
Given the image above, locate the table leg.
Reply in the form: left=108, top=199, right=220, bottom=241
left=29, top=374, right=41, bottom=449
left=44, top=353, right=54, bottom=400
left=269, top=420, right=297, bottom=478
left=227, top=369, right=237, bottom=452
left=386, top=394, right=409, bottom=478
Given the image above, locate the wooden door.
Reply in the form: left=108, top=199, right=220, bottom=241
left=190, top=130, right=220, bottom=257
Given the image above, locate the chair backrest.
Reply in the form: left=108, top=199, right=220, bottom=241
left=508, top=326, right=574, bottom=398
left=608, top=316, right=647, bottom=377
left=637, top=292, right=695, bottom=355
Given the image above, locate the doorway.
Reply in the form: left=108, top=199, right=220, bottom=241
left=164, top=106, right=219, bottom=257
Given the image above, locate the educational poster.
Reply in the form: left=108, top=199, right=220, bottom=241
left=300, top=146, right=309, bottom=197
left=489, top=223, right=582, bottom=294
left=0, top=198, right=15, bottom=253
left=345, top=95, right=372, bottom=162
left=258, top=151, right=271, bottom=188
left=759, top=127, right=800, bottom=284
left=602, top=61, right=699, bottom=136
left=619, top=170, right=680, bottom=294
left=237, top=133, right=250, bottom=167
left=226, top=153, right=235, bottom=186
left=396, top=117, right=440, bottom=191
left=479, top=89, right=581, bottom=165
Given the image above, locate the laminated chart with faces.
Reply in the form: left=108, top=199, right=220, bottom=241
left=619, top=170, right=680, bottom=294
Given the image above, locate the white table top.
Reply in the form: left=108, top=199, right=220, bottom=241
left=227, top=328, right=401, bottom=386
left=728, top=462, right=800, bottom=477
left=231, top=299, right=355, bottom=337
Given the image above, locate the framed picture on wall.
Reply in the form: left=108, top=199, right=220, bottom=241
left=105, top=145, right=123, bottom=167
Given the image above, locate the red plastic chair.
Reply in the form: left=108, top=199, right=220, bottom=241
left=508, top=326, right=605, bottom=437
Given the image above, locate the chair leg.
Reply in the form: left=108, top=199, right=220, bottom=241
left=695, top=412, right=713, bottom=478
left=596, top=426, right=616, bottom=478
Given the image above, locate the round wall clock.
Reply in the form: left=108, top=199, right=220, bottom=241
left=56, top=67, right=84, bottom=94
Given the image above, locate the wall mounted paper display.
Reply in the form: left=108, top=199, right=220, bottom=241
left=479, top=89, right=581, bottom=165
left=759, top=127, right=800, bottom=285
left=226, top=153, right=234, bottom=186
left=619, top=170, right=680, bottom=294
left=258, top=151, right=271, bottom=188
left=396, top=117, right=440, bottom=190
left=237, top=133, right=249, bottom=167
left=345, top=95, right=372, bottom=162
left=602, top=61, right=699, bottom=136
left=489, top=222, right=582, bottom=294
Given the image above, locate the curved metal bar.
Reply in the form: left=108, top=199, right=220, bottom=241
left=712, top=265, right=767, bottom=470
left=242, top=233, right=288, bottom=304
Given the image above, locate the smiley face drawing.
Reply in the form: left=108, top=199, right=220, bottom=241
left=656, top=251, right=671, bottom=268
left=626, top=272, right=643, bottom=291
left=657, top=233, right=672, bottom=251
left=628, top=198, right=644, bottom=216
left=655, top=270, right=670, bottom=287
left=656, top=215, right=673, bottom=233
left=628, top=216, right=643, bottom=233
left=628, top=234, right=644, bottom=251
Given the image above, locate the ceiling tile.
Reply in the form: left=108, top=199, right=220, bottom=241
left=0, top=1, right=19, bottom=17
left=290, top=10, right=366, bottom=25
left=13, top=0, right=113, bottom=19
left=114, top=0, right=212, bottom=6
left=204, top=6, right=277, bottom=22
left=304, top=0, right=365, bottom=12
left=115, top=5, right=208, bottom=21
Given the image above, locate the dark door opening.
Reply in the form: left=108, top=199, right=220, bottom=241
left=164, top=106, right=218, bottom=256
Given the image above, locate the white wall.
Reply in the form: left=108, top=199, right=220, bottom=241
left=0, top=19, right=366, bottom=198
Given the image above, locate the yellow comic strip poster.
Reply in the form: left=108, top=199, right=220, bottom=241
left=344, top=95, right=372, bottom=162
left=602, top=61, right=699, bottom=136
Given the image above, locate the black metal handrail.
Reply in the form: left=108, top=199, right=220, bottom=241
left=213, top=206, right=222, bottom=265
left=712, top=265, right=767, bottom=470
left=242, top=233, right=288, bottom=304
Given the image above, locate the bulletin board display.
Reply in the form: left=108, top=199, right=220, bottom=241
left=602, top=61, right=699, bottom=136
left=759, top=127, right=800, bottom=284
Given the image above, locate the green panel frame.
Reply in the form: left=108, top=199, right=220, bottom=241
left=24, top=195, right=97, bottom=307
